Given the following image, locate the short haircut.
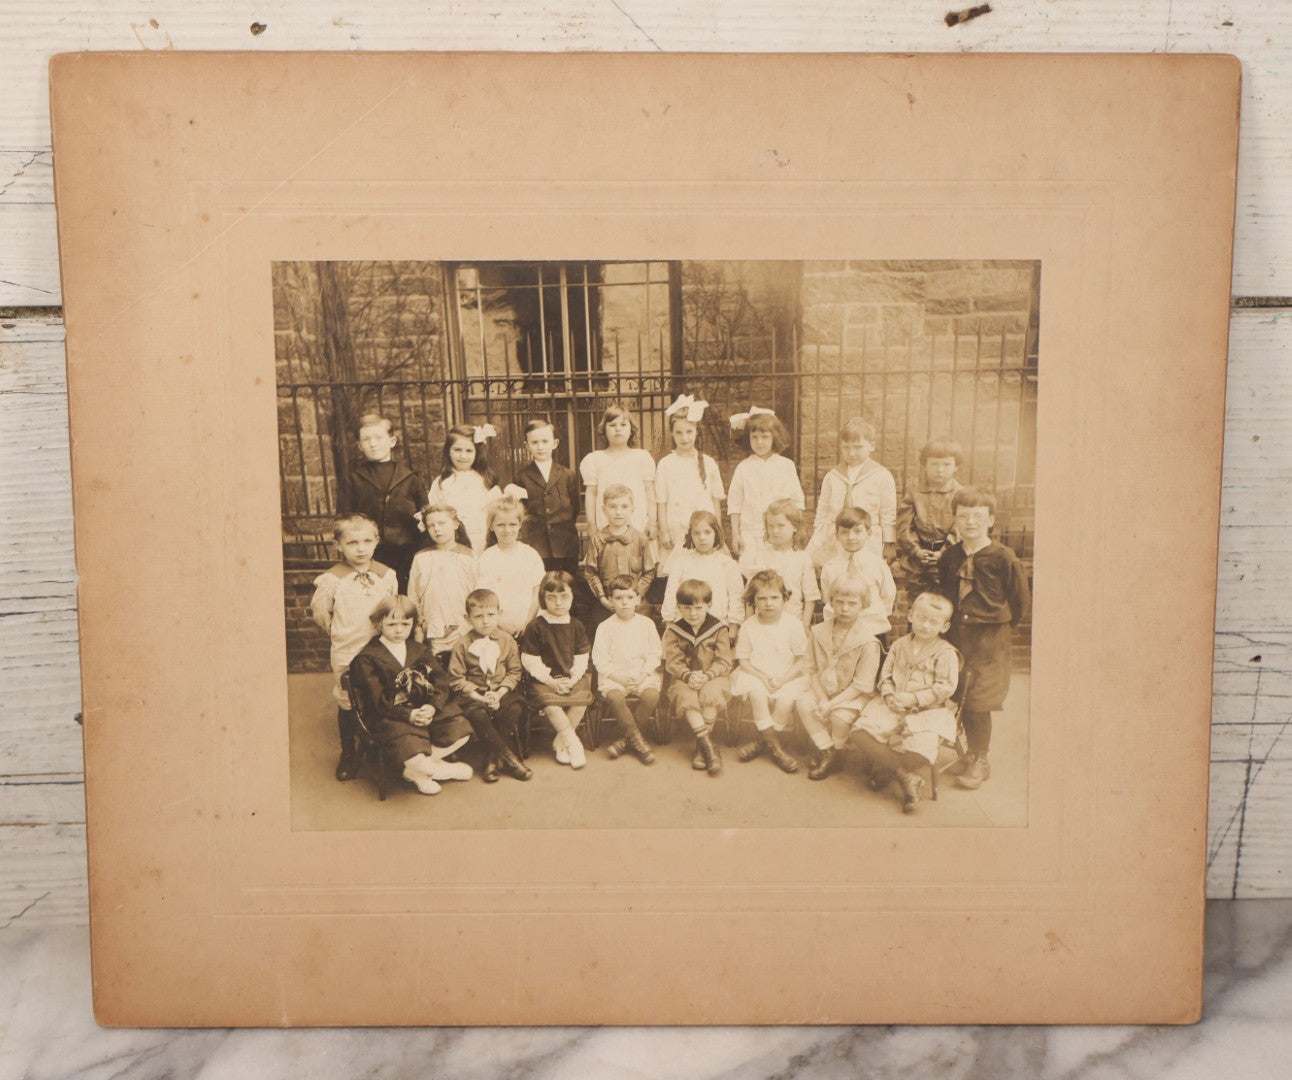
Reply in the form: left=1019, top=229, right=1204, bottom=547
left=538, top=569, right=576, bottom=601
left=333, top=512, right=378, bottom=541
left=734, top=411, right=790, bottom=454
left=597, top=402, right=640, bottom=446
left=355, top=413, right=395, bottom=437
left=682, top=509, right=727, bottom=550
left=485, top=495, right=526, bottom=534
left=919, top=437, right=964, bottom=466
left=601, top=482, right=634, bottom=506
left=763, top=498, right=806, bottom=547
left=369, top=593, right=418, bottom=625
left=839, top=416, right=877, bottom=445
left=952, top=486, right=997, bottom=516
left=605, top=574, right=639, bottom=596
left=675, top=578, right=713, bottom=606
left=826, top=575, right=873, bottom=606
left=465, top=588, right=500, bottom=614
left=834, top=506, right=872, bottom=531
left=523, top=417, right=557, bottom=439
left=743, top=568, right=790, bottom=607
left=911, top=591, right=954, bottom=620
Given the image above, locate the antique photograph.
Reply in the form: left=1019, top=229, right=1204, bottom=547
left=276, top=259, right=1037, bottom=829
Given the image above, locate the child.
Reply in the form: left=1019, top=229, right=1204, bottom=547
left=807, top=417, right=897, bottom=569
left=448, top=589, right=533, bottom=783
left=591, top=575, right=663, bottom=765
left=852, top=592, right=960, bottom=812
left=936, top=488, right=1030, bottom=790
left=512, top=417, right=582, bottom=577
left=662, top=579, right=734, bottom=776
left=476, top=496, right=546, bottom=636
left=738, top=498, right=820, bottom=631
left=407, top=504, right=477, bottom=662
left=581, top=484, right=656, bottom=626
left=310, top=513, right=398, bottom=781
left=660, top=510, right=745, bottom=627
left=520, top=571, right=594, bottom=769
left=794, top=576, right=883, bottom=780
left=819, top=507, right=896, bottom=638
left=726, top=408, right=804, bottom=559
left=347, top=595, right=474, bottom=796
left=580, top=402, right=658, bottom=539
left=896, top=437, right=964, bottom=594
left=655, top=395, right=725, bottom=564
left=732, top=570, right=809, bottom=774
left=427, top=424, right=503, bottom=555
left=335, top=413, right=425, bottom=593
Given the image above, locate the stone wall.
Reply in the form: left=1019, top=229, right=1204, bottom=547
left=797, top=259, right=1038, bottom=526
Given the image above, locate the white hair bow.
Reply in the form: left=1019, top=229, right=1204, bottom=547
left=665, top=394, right=709, bottom=423
left=502, top=483, right=529, bottom=501
left=728, top=406, right=776, bottom=431
left=473, top=423, right=497, bottom=443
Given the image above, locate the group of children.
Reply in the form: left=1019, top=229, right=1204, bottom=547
left=310, top=397, right=1030, bottom=813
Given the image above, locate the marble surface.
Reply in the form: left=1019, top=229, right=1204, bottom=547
left=0, top=901, right=1288, bottom=1079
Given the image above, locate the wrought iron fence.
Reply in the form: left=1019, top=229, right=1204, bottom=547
left=279, top=325, right=1036, bottom=566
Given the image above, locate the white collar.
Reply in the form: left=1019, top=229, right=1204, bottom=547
left=539, top=611, right=571, bottom=625
left=380, top=638, right=408, bottom=664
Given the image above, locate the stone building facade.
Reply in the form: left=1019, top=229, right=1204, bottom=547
left=275, top=259, right=1037, bottom=671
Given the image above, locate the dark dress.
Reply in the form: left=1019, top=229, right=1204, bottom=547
left=936, top=539, right=1030, bottom=712
left=519, top=615, right=594, bottom=708
left=348, top=637, right=471, bottom=763
left=336, top=459, right=426, bottom=591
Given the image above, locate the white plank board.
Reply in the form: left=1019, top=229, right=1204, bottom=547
left=0, top=1, right=1289, bottom=301
left=0, top=307, right=1287, bottom=921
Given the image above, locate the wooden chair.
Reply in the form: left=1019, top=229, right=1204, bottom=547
left=340, top=670, right=397, bottom=801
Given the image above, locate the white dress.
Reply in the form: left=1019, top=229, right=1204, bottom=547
left=407, top=547, right=478, bottom=654
left=738, top=543, right=820, bottom=621
left=726, top=453, right=804, bottom=553
left=428, top=471, right=503, bottom=555
left=731, top=613, right=810, bottom=704
left=655, top=451, right=725, bottom=563
left=476, top=542, right=546, bottom=634
left=660, top=548, right=746, bottom=626
left=580, top=448, right=656, bottom=534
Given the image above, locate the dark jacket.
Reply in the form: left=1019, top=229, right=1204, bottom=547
left=662, top=614, right=734, bottom=681
left=515, top=460, right=581, bottom=560
left=348, top=637, right=469, bottom=757
left=338, top=459, right=425, bottom=549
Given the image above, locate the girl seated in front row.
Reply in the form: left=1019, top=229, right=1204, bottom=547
left=347, top=595, right=474, bottom=796
left=520, top=571, right=594, bottom=769
left=733, top=569, right=810, bottom=775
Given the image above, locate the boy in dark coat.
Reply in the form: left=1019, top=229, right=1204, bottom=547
left=936, top=487, right=1031, bottom=790
left=336, top=414, right=426, bottom=592
left=348, top=595, right=474, bottom=795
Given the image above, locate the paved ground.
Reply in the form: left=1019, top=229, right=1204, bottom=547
left=289, top=672, right=1029, bottom=831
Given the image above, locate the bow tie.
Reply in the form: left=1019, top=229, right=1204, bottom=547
left=603, top=533, right=632, bottom=545
left=353, top=570, right=376, bottom=588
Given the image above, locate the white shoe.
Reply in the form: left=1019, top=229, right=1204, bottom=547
left=427, top=760, right=474, bottom=782
left=554, top=733, right=571, bottom=765
left=403, top=765, right=442, bottom=795
left=567, top=732, right=587, bottom=769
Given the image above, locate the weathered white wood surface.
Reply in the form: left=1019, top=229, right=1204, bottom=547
left=2, top=0, right=1291, bottom=301
left=2, top=1, right=1289, bottom=927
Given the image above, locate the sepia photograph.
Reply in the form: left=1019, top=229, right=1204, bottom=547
left=277, top=258, right=1037, bottom=830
